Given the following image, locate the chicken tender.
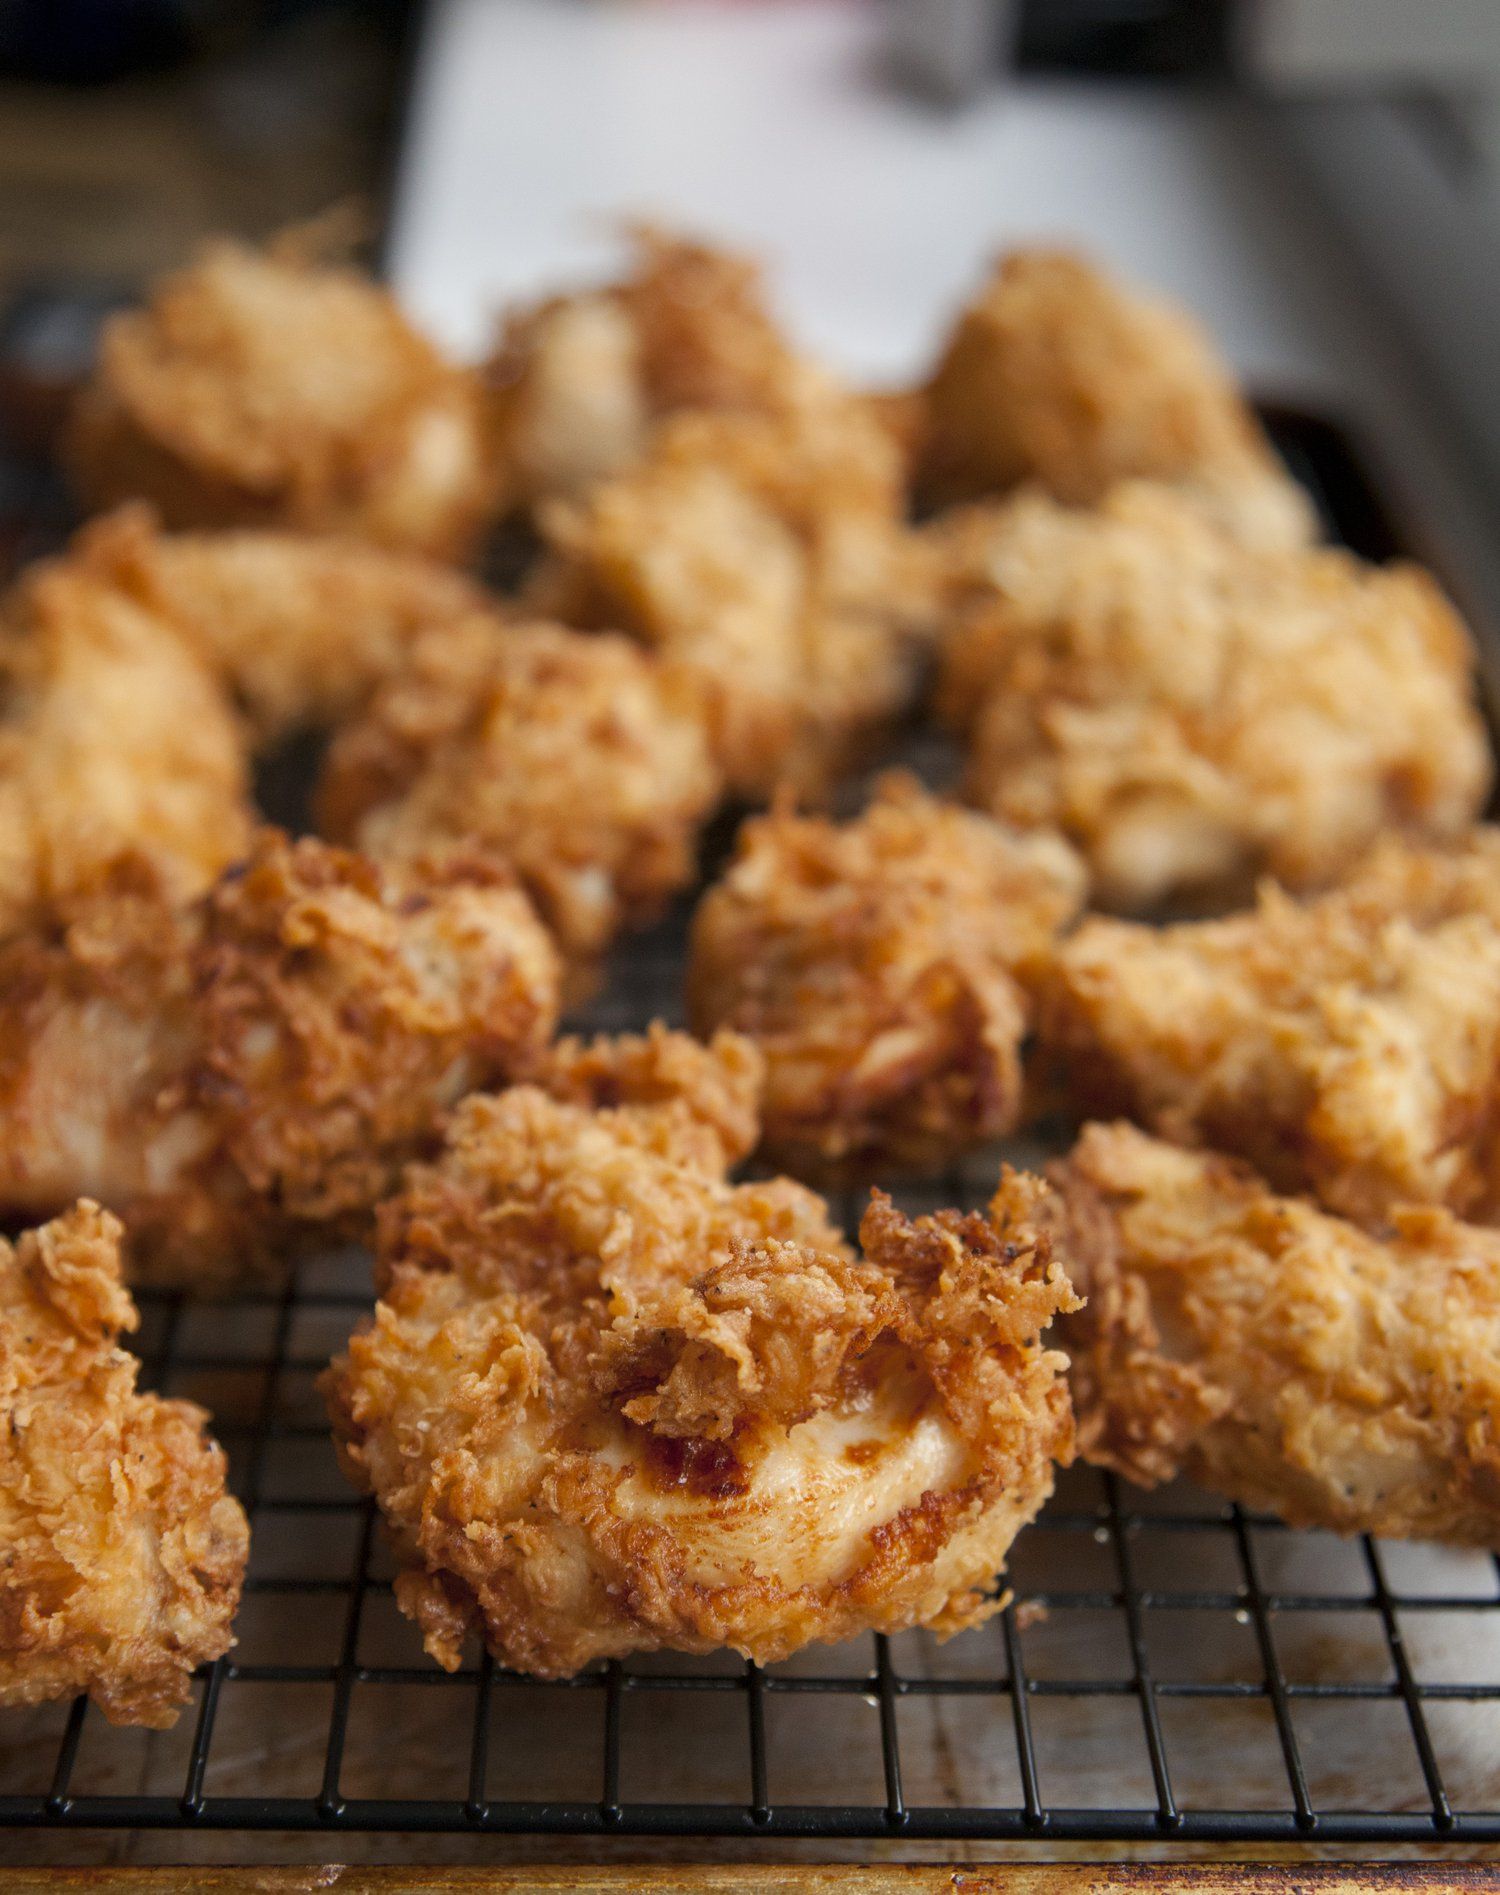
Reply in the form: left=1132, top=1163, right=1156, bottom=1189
left=1051, top=1121, right=1500, bottom=1547
left=933, top=482, right=1489, bottom=910
left=0, top=545, right=252, bottom=939
left=0, top=1202, right=248, bottom=1726
left=318, top=616, right=720, bottom=990
left=1040, top=830, right=1500, bottom=1226
left=688, top=776, right=1085, bottom=1179
left=77, top=504, right=489, bottom=739
left=325, top=1028, right=1078, bottom=1677
left=0, top=832, right=560, bottom=1289
left=488, top=226, right=803, bottom=509
left=530, top=387, right=932, bottom=799
left=67, top=231, right=493, bottom=560
left=918, top=248, right=1314, bottom=549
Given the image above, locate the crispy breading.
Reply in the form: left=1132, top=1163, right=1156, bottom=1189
left=67, top=232, right=494, bottom=560
left=0, top=546, right=253, bottom=939
left=1039, top=830, right=1500, bottom=1226
left=931, top=482, right=1489, bottom=910
left=1051, top=1121, right=1500, bottom=1547
left=917, top=248, right=1315, bottom=549
left=487, top=226, right=803, bottom=508
left=529, top=386, right=932, bottom=799
left=324, top=1030, right=1078, bottom=1677
left=317, top=616, right=721, bottom=989
left=0, top=1202, right=248, bottom=1725
left=0, top=832, right=560, bottom=1289
left=75, top=503, right=489, bottom=740
left=687, top=775, right=1085, bottom=1179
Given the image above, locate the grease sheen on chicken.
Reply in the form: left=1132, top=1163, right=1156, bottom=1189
left=0, top=1203, right=248, bottom=1725
left=325, top=1027, right=1079, bottom=1678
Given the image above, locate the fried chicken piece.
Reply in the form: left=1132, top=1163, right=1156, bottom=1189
left=317, top=616, right=720, bottom=990
left=74, top=504, right=489, bottom=740
left=0, top=544, right=253, bottom=940
left=530, top=385, right=932, bottom=799
left=0, top=1203, right=248, bottom=1725
left=67, top=230, right=494, bottom=560
left=917, top=248, right=1315, bottom=549
left=487, top=226, right=803, bottom=509
left=1051, top=1121, right=1500, bottom=1546
left=325, top=1031, right=1078, bottom=1676
left=932, top=482, right=1489, bottom=910
left=687, top=775, right=1085, bottom=1179
left=0, top=832, right=559, bottom=1289
left=1040, top=830, right=1500, bottom=1226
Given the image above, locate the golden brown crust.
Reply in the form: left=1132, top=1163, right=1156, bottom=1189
left=929, top=481, right=1490, bottom=910
left=0, top=1203, right=248, bottom=1725
left=317, top=615, right=720, bottom=989
left=0, top=831, right=560, bottom=1289
left=325, top=1033, right=1077, bottom=1677
left=917, top=248, right=1315, bottom=549
left=529, top=384, right=933, bottom=801
left=1039, top=828, right=1500, bottom=1225
left=486, top=226, right=804, bottom=510
left=73, top=503, right=490, bottom=740
left=1051, top=1121, right=1500, bottom=1545
left=67, top=233, right=494, bottom=560
left=0, top=540, right=254, bottom=939
left=687, top=774, right=1085, bottom=1179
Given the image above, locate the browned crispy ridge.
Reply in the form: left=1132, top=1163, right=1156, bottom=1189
left=0, top=831, right=560, bottom=1289
left=0, top=1203, right=248, bottom=1725
left=916, top=247, right=1314, bottom=548
left=1039, top=830, right=1500, bottom=1226
left=688, top=774, right=1085, bottom=1179
left=325, top=1028, right=1078, bottom=1677
left=928, top=481, right=1489, bottom=911
left=1051, top=1122, right=1500, bottom=1546
left=68, top=231, right=494, bottom=560
left=318, top=615, right=721, bottom=992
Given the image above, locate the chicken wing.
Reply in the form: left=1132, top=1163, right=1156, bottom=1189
left=0, top=1202, right=248, bottom=1725
left=932, top=481, right=1489, bottom=910
left=67, top=229, right=493, bottom=560
left=687, top=775, right=1084, bottom=1179
left=324, top=1028, right=1078, bottom=1677
left=0, top=831, right=560, bottom=1289
left=916, top=247, right=1315, bottom=549
left=317, top=615, right=720, bottom=991
left=1051, top=1121, right=1500, bottom=1547
left=1040, top=829, right=1500, bottom=1225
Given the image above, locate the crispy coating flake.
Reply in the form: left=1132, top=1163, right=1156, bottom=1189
left=487, top=226, right=804, bottom=508
left=76, top=503, right=489, bottom=740
left=0, top=832, right=560, bottom=1289
left=317, top=616, right=721, bottom=989
left=530, top=384, right=933, bottom=800
left=1051, top=1122, right=1500, bottom=1546
left=918, top=248, right=1315, bottom=549
left=324, top=1030, right=1078, bottom=1677
left=687, top=775, right=1085, bottom=1179
left=931, top=482, right=1489, bottom=910
left=67, top=232, right=494, bottom=560
left=0, top=544, right=253, bottom=939
left=0, top=1203, right=248, bottom=1725
left=1040, top=830, right=1500, bottom=1226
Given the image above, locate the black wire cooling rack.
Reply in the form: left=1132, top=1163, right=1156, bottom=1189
left=2, top=406, right=1500, bottom=1846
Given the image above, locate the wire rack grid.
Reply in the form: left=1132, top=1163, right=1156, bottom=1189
left=2, top=409, right=1500, bottom=1845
